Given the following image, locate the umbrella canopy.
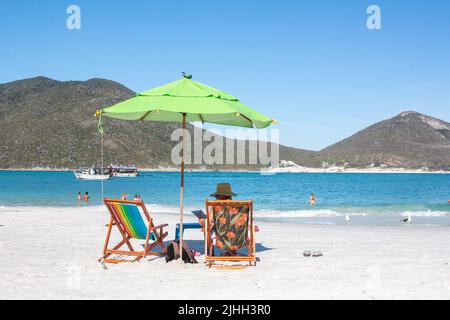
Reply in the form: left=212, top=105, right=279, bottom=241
left=97, top=74, right=276, bottom=262
left=100, top=75, right=275, bottom=129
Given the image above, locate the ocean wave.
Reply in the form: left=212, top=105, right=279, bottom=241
left=146, top=205, right=450, bottom=219
left=255, top=209, right=450, bottom=218
left=1, top=203, right=449, bottom=219
left=400, top=210, right=450, bottom=217
left=128, top=204, right=450, bottom=219
left=254, top=209, right=360, bottom=218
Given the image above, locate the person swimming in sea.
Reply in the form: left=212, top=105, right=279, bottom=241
left=309, top=193, right=316, bottom=206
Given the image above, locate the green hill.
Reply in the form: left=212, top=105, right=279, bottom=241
left=0, top=76, right=313, bottom=169
left=1, top=77, right=448, bottom=170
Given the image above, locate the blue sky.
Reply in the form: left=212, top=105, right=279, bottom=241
left=1, top=0, right=449, bottom=150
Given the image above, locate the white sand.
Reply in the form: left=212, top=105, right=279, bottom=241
left=1, top=205, right=450, bottom=300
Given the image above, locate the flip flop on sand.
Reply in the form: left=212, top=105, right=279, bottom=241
left=312, top=251, right=323, bottom=257
left=303, top=250, right=312, bottom=257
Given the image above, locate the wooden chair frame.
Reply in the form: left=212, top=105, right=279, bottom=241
left=204, top=200, right=256, bottom=269
left=99, top=199, right=168, bottom=264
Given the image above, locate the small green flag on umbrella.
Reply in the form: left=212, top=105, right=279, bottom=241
left=97, top=73, right=277, bottom=261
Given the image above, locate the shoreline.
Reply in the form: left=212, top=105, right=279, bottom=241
left=2, top=204, right=449, bottom=222
left=1, top=167, right=449, bottom=174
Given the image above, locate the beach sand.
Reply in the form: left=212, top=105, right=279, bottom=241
left=1, top=205, right=449, bottom=300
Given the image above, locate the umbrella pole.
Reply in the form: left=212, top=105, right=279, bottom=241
left=179, top=113, right=187, bottom=262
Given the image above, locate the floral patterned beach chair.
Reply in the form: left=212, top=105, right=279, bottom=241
left=204, top=200, right=256, bottom=269
left=99, top=199, right=168, bottom=264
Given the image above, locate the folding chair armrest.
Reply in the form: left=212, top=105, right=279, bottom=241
left=148, top=223, right=168, bottom=231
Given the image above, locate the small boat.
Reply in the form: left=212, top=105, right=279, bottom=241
left=110, top=165, right=139, bottom=178
left=74, top=168, right=111, bottom=180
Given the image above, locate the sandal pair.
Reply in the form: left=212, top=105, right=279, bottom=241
left=303, top=250, right=323, bottom=257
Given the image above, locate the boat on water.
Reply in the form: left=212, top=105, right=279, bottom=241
left=109, top=165, right=139, bottom=177
left=74, top=168, right=111, bottom=180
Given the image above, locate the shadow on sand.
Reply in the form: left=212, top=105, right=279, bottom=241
left=145, top=239, right=272, bottom=262
left=177, top=240, right=272, bottom=254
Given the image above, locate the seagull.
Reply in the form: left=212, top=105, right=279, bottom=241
left=182, top=72, right=192, bottom=79
left=402, top=215, right=412, bottom=223
left=345, top=213, right=351, bottom=222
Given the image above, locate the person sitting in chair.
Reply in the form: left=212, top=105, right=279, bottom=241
left=202, top=183, right=251, bottom=256
left=199, top=183, right=235, bottom=231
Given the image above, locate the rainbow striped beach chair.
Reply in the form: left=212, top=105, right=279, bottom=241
left=99, top=199, right=168, bottom=264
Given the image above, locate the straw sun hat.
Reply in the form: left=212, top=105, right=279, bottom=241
left=210, top=183, right=237, bottom=197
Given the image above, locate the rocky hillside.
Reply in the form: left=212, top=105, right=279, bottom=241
left=318, top=111, right=450, bottom=169
left=0, top=77, right=187, bottom=168
left=0, top=77, right=312, bottom=169
left=1, top=77, right=448, bottom=170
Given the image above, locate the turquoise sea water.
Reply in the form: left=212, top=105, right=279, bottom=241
left=1, top=171, right=449, bottom=225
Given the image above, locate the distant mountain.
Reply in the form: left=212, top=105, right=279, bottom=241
left=0, top=77, right=448, bottom=170
left=0, top=76, right=311, bottom=169
left=318, top=111, right=450, bottom=169
left=0, top=77, right=184, bottom=168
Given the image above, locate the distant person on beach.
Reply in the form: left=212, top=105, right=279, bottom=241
left=133, top=194, right=141, bottom=201
left=309, top=193, right=316, bottom=206
left=121, top=193, right=128, bottom=200
left=77, top=192, right=82, bottom=201
left=83, top=192, right=89, bottom=202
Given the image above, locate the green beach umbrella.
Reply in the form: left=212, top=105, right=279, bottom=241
left=97, top=73, right=276, bottom=261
